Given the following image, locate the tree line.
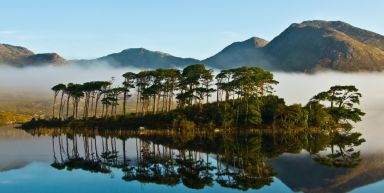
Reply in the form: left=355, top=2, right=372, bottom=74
left=51, top=64, right=276, bottom=119
left=48, top=64, right=364, bottom=130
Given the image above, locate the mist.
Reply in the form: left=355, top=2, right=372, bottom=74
left=0, top=64, right=141, bottom=95
left=0, top=65, right=383, bottom=152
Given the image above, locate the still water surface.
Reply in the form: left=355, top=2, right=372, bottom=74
left=0, top=125, right=382, bottom=193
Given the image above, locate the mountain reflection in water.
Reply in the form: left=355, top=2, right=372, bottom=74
left=18, top=127, right=365, bottom=192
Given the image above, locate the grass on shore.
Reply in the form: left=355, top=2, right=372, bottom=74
left=0, top=111, right=31, bottom=126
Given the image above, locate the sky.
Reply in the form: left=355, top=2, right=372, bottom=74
left=1, top=0, right=383, bottom=60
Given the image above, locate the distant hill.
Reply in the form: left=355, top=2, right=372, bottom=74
left=0, top=44, right=66, bottom=67
left=0, top=44, right=34, bottom=64
left=78, top=48, right=200, bottom=68
left=3, top=20, right=384, bottom=72
left=202, top=37, right=269, bottom=69
left=22, top=53, right=66, bottom=66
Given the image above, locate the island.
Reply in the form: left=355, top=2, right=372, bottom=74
left=22, top=64, right=364, bottom=133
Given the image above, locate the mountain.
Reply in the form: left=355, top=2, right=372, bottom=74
left=202, top=37, right=269, bottom=69
left=0, top=43, right=66, bottom=67
left=201, top=20, right=384, bottom=72
left=22, top=53, right=66, bottom=66
left=79, top=48, right=200, bottom=68
left=0, top=44, right=34, bottom=64
left=3, top=20, right=384, bottom=71
left=299, top=20, right=384, bottom=51
left=263, top=20, right=384, bottom=72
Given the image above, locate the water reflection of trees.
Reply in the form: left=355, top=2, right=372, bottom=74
left=310, top=131, right=365, bottom=167
left=26, top=128, right=365, bottom=191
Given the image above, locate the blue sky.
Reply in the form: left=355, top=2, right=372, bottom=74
left=1, top=0, right=383, bottom=60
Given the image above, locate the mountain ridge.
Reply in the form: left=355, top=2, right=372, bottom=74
left=0, top=43, right=67, bottom=67
left=77, top=47, right=200, bottom=68
left=2, top=20, right=384, bottom=72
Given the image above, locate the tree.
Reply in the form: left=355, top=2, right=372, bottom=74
left=51, top=84, right=66, bottom=119
left=122, top=72, right=136, bottom=115
left=64, top=83, right=84, bottom=119
left=58, top=84, right=67, bottom=119
left=310, top=85, right=365, bottom=129
left=135, top=71, right=153, bottom=115
left=230, top=67, right=278, bottom=125
left=260, top=95, right=285, bottom=125
left=70, top=84, right=84, bottom=118
left=163, top=69, right=180, bottom=112
left=177, top=64, right=212, bottom=107
left=201, top=69, right=215, bottom=104
left=64, top=83, right=74, bottom=118
left=277, top=104, right=308, bottom=129
left=111, top=87, right=124, bottom=117
left=92, top=81, right=111, bottom=117
left=215, top=69, right=234, bottom=111
left=305, top=101, right=335, bottom=129
left=82, top=82, right=97, bottom=119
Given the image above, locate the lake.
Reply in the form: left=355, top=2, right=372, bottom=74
left=1, top=71, right=384, bottom=193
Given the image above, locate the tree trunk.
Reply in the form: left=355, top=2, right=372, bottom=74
left=90, top=92, right=94, bottom=116
left=245, top=97, right=249, bottom=124
left=216, top=89, right=219, bottom=108
left=123, top=90, right=127, bottom=115
left=66, top=95, right=70, bottom=119
left=168, top=91, right=172, bottom=111
left=59, top=91, right=64, bottom=119
left=135, top=88, right=140, bottom=116
left=72, top=99, right=76, bottom=117
left=52, top=93, right=57, bottom=119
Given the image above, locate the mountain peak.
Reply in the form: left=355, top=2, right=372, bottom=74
left=94, top=47, right=199, bottom=68
left=288, top=20, right=384, bottom=51
left=0, top=43, right=34, bottom=64
left=121, top=48, right=172, bottom=58
left=202, top=37, right=269, bottom=69
left=22, top=53, right=67, bottom=65
left=295, top=20, right=347, bottom=27
left=246, top=37, right=269, bottom=48
left=122, top=47, right=148, bottom=52
left=0, top=43, right=66, bottom=66
left=265, top=20, right=384, bottom=72
left=0, top=43, right=34, bottom=55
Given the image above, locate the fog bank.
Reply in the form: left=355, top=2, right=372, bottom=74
left=0, top=64, right=141, bottom=94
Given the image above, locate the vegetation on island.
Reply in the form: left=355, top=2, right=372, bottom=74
left=23, top=64, right=364, bottom=132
